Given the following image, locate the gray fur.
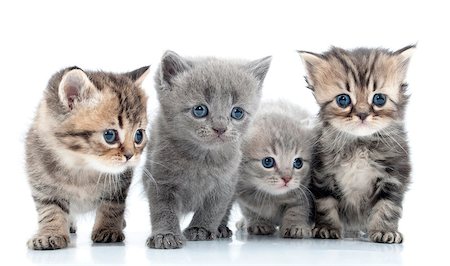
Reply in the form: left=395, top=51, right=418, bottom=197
left=234, top=101, right=316, bottom=238
left=299, top=46, right=414, bottom=243
left=144, top=50, right=271, bottom=249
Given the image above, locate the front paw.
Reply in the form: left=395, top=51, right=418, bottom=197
left=217, top=225, right=233, bottom=238
left=146, top=233, right=184, bottom=249
left=281, top=224, right=312, bottom=239
left=183, top=227, right=216, bottom=241
left=27, top=234, right=69, bottom=250
left=369, top=230, right=403, bottom=244
left=91, top=228, right=125, bottom=243
left=312, top=226, right=342, bottom=239
left=247, top=223, right=276, bottom=235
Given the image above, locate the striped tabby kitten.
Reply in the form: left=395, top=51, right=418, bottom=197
left=26, top=66, right=149, bottom=250
left=235, top=101, right=315, bottom=238
left=144, top=51, right=271, bottom=249
left=299, top=45, right=414, bottom=243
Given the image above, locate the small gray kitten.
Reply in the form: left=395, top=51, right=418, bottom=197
left=235, top=101, right=315, bottom=238
left=144, top=51, right=271, bottom=249
left=299, top=45, right=414, bottom=243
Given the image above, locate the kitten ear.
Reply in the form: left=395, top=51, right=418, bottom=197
left=394, top=44, right=416, bottom=66
left=298, top=51, right=326, bottom=90
left=160, top=50, right=191, bottom=85
left=58, top=67, right=97, bottom=110
left=125, top=65, right=150, bottom=86
left=246, top=56, right=272, bottom=86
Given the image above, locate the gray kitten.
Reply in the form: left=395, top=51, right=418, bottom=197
left=298, top=45, right=414, bottom=243
left=144, top=51, right=271, bottom=249
left=235, top=101, right=315, bottom=238
left=26, top=66, right=150, bottom=250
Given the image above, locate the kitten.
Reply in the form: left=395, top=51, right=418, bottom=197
left=235, top=101, right=315, bottom=238
left=26, top=66, right=150, bottom=250
left=298, top=45, right=414, bottom=243
left=144, top=51, right=271, bottom=249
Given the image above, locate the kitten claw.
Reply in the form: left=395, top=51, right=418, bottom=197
left=369, top=230, right=403, bottom=244
left=91, top=228, right=125, bottom=243
left=247, top=223, right=276, bottom=235
left=28, top=234, right=69, bottom=250
left=281, top=224, right=312, bottom=239
left=312, top=226, right=342, bottom=239
left=217, top=225, right=233, bottom=238
left=183, top=227, right=216, bottom=241
left=146, top=233, right=184, bottom=249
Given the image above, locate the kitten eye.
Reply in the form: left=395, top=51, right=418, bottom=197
left=135, top=129, right=144, bottom=144
left=262, top=157, right=275, bottom=168
left=373, top=93, right=387, bottom=107
left=231, top=107, right=245, bottom=120
left=103, top=129, right=118, bottom=144
left=192, top=105, right=208, bottom=118
left=293, top=158, right=303, bottom=169
left=336, top=94, right=352, bottom=108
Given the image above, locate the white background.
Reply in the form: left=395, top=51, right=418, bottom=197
left=1, top=0, right=449, bottom=265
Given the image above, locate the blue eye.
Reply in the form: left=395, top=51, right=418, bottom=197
left=262, top=157, right=275, bottom=168
left=135, top=129, right=144, bottom=144
left=231, top=107, right=245, bottom=120
left=336, top=94, right=352, bottom=108
left=293, top=158, right=303, bottom=169
left=192, top=105, right=208, bottom=118
left=103, top=129, right=118, bottom=144
left=373, top=93, right=387, bottom=107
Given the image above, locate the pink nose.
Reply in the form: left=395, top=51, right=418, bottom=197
left=281, top=176, right=292, bottom=184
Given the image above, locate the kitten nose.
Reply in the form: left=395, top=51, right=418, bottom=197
left=213, top=127, right=227, bottom=136
left=124, top=152, right=134, bottom=161
left=281, top=176, right=292, bottom=184
left=356, top=112, right=369, bottom=121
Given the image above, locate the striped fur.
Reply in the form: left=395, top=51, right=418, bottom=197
left=299, top=46, right=414, bottom=243
left=26, top=66, right=149, bottom=249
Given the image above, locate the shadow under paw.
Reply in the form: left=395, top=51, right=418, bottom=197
left=247, top=223, right=276, bottom=235
left=28, top=234, right=69, bottom=250
left=217, top=225, right=233, bottom=238
left=91, top=228, right=124, bottom=243
left=369, top=230, right=403, bottom=244
left=183, top=227, right=216, bottom=241
left=281, top=224, right=312, bottom=239
left=146, top=233, right=184, bottom=249
left=312, top=226, right=342, bottom=239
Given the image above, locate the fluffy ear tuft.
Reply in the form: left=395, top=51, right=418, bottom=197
left=246, top=56, right=272, bottom=86
left=125, top=65, right=150, bottom=86
left=58, top=68, right=97, bottom=110
left=160, top=50, right=191, bottom=86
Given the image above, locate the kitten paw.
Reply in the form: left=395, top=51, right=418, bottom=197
left=217, top=225, right=233, bottom=238
left=312, top=226, right=342, bottom=239
left=183, top=227, right=216, bottom=241
left=247, top=223, right=276, bottom=235
left=91, top=228, right=125, bottom=243
left=281, top=224, right=312, bottom=239
left=69, top=225, right=77, bottom=234
left=369, top=230, right=403, bottom=244
left=27, top=234, right=69, bottom=250
left=146, top=233, right=184, bottom=249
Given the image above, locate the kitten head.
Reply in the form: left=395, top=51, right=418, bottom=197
left=299, top=45, right=415, bottom=137
left=155, top=50, right=271, bottom=148
left=41, top=66, right=150, bottom=174
left=240, top=102, right=313, bottom=196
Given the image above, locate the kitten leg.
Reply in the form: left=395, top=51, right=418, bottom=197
left=280, top=205, right=313, bottom=239
left=313, top=197, right=343, bottom=239
left=368, top=181, right=404, bottom=244
left=217, top=201, right=233, bottom=238
left=146, top=185, right=183, bottom=249
left=184, top=190, right=232, bottom=241
left=27, top=196, right=70, bottom=250
left=69, top=215, right=77, bottom=234
left=241, top=206, right=276, bottom=235
left=91, top=199, right=126, bottom=243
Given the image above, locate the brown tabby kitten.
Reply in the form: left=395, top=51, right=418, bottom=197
left=26, top=66, right=149, bottom=250
left=299, top=45, right=414, bottom=243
